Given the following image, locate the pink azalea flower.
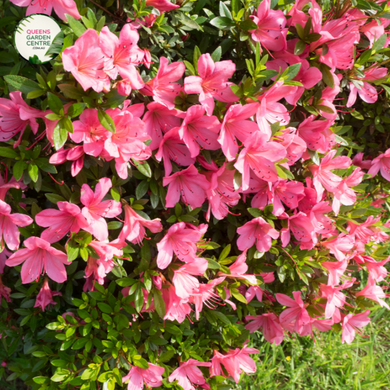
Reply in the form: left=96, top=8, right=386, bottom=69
left=156, top=222, right=207, bottom=269
left=276, top=291, right=311, bottom=334
left=266, top=59, right=322, bottom=106
left=298, top=116, right=335, bottom=154
left=249, top=0, right=287, bottom=52
left=348, top=217, right=388, bottom=254
left=49, top=146, right=85, bottom=177
left=356, top=277, right=389, bottom=309
left=189, top=277, right=225, bottom=320
left=219, top=250, right=257, bottom=284
left=163, top=165, right=210, bottom=209
left=83, top=256, right=114, bottom=291
left=143, top=102, right=183, bottom=150
left=155, top=128, right=195, bottom=176
left=173, top=258, right=208, bottom=299
left=99, top=25, right=144, bottom=89
left=35, top=201, right=89, bottom=244
left=346, top=67, right=387, bottom=108
left=352, top=152, right=372, bottom=171
left=361, top=19, right=390, bottom=48
left=332, top=168, right=364, bottom=215
left=70, top=109, right=109, bottom=157
left=256, top=81, right=297, bottom=138
left=237, top=217, right=279, bottom=253
left=62, top=29, right=110, bottom=93
left=357, top=255, right=389, bottom=282
left=270, top=180, right=305, bottom=216
left=122, top=363, right=164, bottom=390
left=6, top=237, right=69, bottom=284
left=299, top=317, right=334, bottom=338
left=0, top=172, right=24, bottom=201
left=322, top=260, right=348, bottom=286
left=210, top=346, right=259, bottom=383
left=218, top=103, right=259, bottom=162
left=145, top=0, right=179, bottom=12
left=80, top=178, right=122, bottom=241
left=141, top=57, right=185, bottom=109
left=275, top=127, right=307, bottom=165
left=245, top=272, right=274, bottom=303
left=102, top=110, right=151, bottom=179
left=169, top=359, right=211, bottom=390
left=245, top=313, right=284, bottom=344
left=205, top=163, right=240, bottom=221
left=0, top=275, right=11, bottom=304
left=234, top=132, right=287, bottom=190
left=119, top=204, right=162, bottom=245
left=178, top=105, right=221, bottom=158
left=368, top=148, right=390, bottom=181
left=184, top=53, right=237, bottom=115
left=309, top=150, right=352, bottom=202
left=0, top=91, right=45, bottom=146
left=34, top=278, right=61, bottom=311
left=0, top=248, right=12, bottom=273
left=163, top=284, right=191, bottom=323
left=280, top=212, right=317, bottom=249
left=83, top=240, right=124, bottom=290
left=9, top=0, right=80, bottom=21
left=341, top=310, right=370, bottom=344
left=0, top=200, right=33, bottom=250
left=322, top=234, right=355, bottom=262
left=319, top=280, right=354, bottom=319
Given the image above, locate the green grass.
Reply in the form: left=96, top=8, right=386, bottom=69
left=236, top=308, right=390, bottom=390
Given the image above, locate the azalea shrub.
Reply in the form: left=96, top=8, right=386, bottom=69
left=1, top=0, right=390, bottom=389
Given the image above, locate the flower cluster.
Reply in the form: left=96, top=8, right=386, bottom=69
left=1, top=0, right=390, bottom=388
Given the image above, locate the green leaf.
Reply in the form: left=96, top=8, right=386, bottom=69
left=233, top=170, right=242, bottom=191
left=220, top=1, right=232, bottom=19
left=134, top=160, right=152, bottom=178
left=211, top=46, right=222, bottom=62
left=210, top=17, right=235, bottom=29
left=239, top=20, right=258, bottom=31
left=307, top=149, right=320, bottom=165
left=97, top=302, right=112, bottom=314
left=58, top=84, right=85, bottom=99
left=193, top=46, right=201, bottom=69
left=134, top=286, right=143, bottom=313
left=247, top=208, right=262, bottom=217
left=231, top=0, right=240, bottom=16
left=27, top=89, right=46, bottom=99
left=372, top=34, right=387, bottom=52
left=294, top=40, right=306, bottom=55
left=45, top=193, right=66, bottom=204
left=53, top=120, right=68, bottom=150
left=65, top=14, right=86, bottom=37
left=320, top=65, right=334, bottom=88
left=13, top=160, right=27, bottom=181
left=98, top=109, right=116, bottom=133
left=0, top=146, right=18, bottom=158
left=67, top=103, right=86, bottom=118
left=219, top=244, right=231, bottom=261
left=35, top=158, right=57, bottom=173
left=28, top=163, right=39, bottom=183
left=47, top=92, right=64, bottom=115
left=33, top=376, right=48, bottom=384
left=4, top=75, right=41, bottom=94
left=132, top=355, right=149, bottom=369
left=136, top=180, right=149, bottom=200
left=153, top=289, right=166, bottom=318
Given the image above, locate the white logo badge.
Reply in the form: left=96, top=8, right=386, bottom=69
left=14, top=14, right=62, bottom=64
